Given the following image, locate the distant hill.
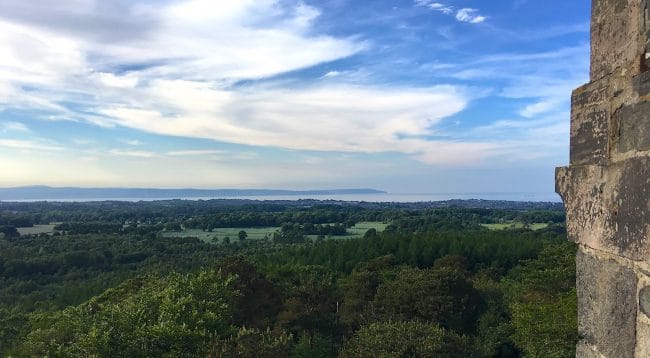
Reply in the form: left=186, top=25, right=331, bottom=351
left=0, top=186, right=387, bottom=201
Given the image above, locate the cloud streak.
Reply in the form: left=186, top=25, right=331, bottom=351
left=415, top=1, right=487, bottom=24
left=0, top=0, right=496, bottom=167
left=0, top=138, right=64, bottom=152
left=455, top=8, right=486, bottom=24
left=98, top=83, right=487, bottom=165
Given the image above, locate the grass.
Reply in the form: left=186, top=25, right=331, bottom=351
left=481, top=222, right=549, bottom=231
left=347, top=221, right=389, bottom=236
left=17, top=224, right=57, bottom=236
left=162, top=227, right=279, bottom=244
left=307, top=221, right=389, bottom=241
left=164, top=221, right=389, bottom=244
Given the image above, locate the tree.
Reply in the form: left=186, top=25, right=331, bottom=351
left=23, top=271, right=235, bottom=357
left=238, top=230, right=248, bottom=241
left=274, top=266, right=339, bottom=337
left=0, top=226, right=19, bottom=239
left=216, top=256, right=281, bottom=329
left=208, top=327, right=293, bottom=358
left=363, top=228, right=378, bottom=239
left=374, top=267, right=482, bottom=333
left=292, top=333, right=335, bottom=358
left=507, top=242, right=578, bottom=356
left=340, top=321, right=476, bottom=357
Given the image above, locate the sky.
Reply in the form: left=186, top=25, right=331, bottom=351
left=0, top=0, right=591, bottom=194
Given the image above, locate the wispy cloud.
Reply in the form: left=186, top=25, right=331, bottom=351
left=0, top=1, right=493, bottom=166
left=120, top=139, right=143, bottom=146
left=447, top=45, right=589, bottom=119
left=0, top=0, right=585, bottom=177
left=0, top=121, right=30, bottom=133
left=0, top=138, right=63, bottom=151
left=415, top=0, right=454, bottom=15
left=167, top=149, right=225, bottom=156
left=455, top=8, right=486, bottom=24
left=108, top=149, right=156, bottom=158
left=415, top=1, right=486, bottom=24
left=97, top=84, right=480, bottom=165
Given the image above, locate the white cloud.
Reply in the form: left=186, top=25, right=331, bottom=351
left=447, top=45, right=589, bottom=119
left=108, top=149, right=156, bottom=158
left=0, top=121, right=30, bottom=132
left=416, top=1, right=455, bottom=15
left=0, top=0, right=365, bottom=112
left=416, top=2, right=486, bottom=24
left=455, top=8, right=486, bottom=24
left=322, top=71, right=342, bottom=78
left=0, top=0, right=507, bottom=168
left=167, top=149, right=225, bottom=156
left=120, top=139, right=143, bottom=146
left=72, top=138, right=94, bottom=145
left=519, top=99, right=563, bottom=118
left=0, top=138, right=63, bottom=151
left=430, top=3, right=454, bottom=15
left=96, top=83, right=481, bottom=165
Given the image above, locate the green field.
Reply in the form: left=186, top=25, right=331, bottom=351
left=306, top=221, right=389, bottom=241
left=481, top=222, right=549, bottom=231
left=162, top=227, right=279, bottom=244
left=164, top=221, right=389, bottom=244
left=347, top=221, right=389, bottom=236
left=17, top=224, right=58, bottom=236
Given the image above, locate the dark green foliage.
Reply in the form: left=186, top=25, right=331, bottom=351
left=274, top=265, right=340, bottom=338
left=374, top=267, right=482, bottom=333
left=238, top=230, right=248, bottom=241
left=0, top=201, right=574, bottom=357
left=506, top=242, right=578, bottom=357
left=216, top=256, right=281, bottom=329
left=258, top=228, right=553, bottom=274
left=293, top=333, right=337, bottom=358
left=208, top=327, right=294, bottom=358
left=0, top=225, right=19, bottom=238
left=23, top=271, right=234, bottom=357
left=340, top=321, right=476, bottom=357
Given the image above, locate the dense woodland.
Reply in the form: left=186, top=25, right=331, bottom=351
left=0, top=200, right=575, bottom=357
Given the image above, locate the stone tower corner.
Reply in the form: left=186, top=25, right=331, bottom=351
left=555, top=0, right=650, bottom=356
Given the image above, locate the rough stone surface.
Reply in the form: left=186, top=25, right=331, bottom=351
left=570, top=80, right=611, bottom=165
left=576, top=249, right=638, bottom=358
left=556, top=1, right=649, bottom=355
left=591, top=0, right=644, bottom=80
left=640, top=286, right=650, bottom=317
left=576, top=341, right=601, bottom=358
left=634, top=71, right=650, bottom=97
left=618, top=102, right=650, bottom=152
left=636, top=322, right=650, bottom=358
left=556, top=157, right=650, bottom=260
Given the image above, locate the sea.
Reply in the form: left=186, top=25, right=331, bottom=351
left=4, top=192, right=562, bottom=203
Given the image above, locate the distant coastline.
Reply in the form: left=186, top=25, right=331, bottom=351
left=0, top=186, right=386, bottom=201
left=0, top=186, right=561, bottom=203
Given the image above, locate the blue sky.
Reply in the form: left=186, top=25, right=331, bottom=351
left=0, top=0, right=590, bottom=193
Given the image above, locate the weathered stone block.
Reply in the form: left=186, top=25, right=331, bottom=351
left=556, top=156, right=650, bottom=260
left=576, top=249, right=637, bottom=358
left=636, top=322, right=650, bottom=358
left=618, top=101, right=650, bottom=152
left=633, top=71, right=650, bottom=97
left=570, top=80, right=611, bottom=165
left=640, top=285, right=650, bottom=317
left=559, top=1, right=649, bottom=357
left=591, top=0, right=643, bottom=80
left=576, top=341, right=600, bottom=358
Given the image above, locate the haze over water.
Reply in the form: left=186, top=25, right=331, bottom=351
left=7, top=192, right=561, bottom=203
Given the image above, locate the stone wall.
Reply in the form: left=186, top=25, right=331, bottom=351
left=555, top=0, right=649, bottom=356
